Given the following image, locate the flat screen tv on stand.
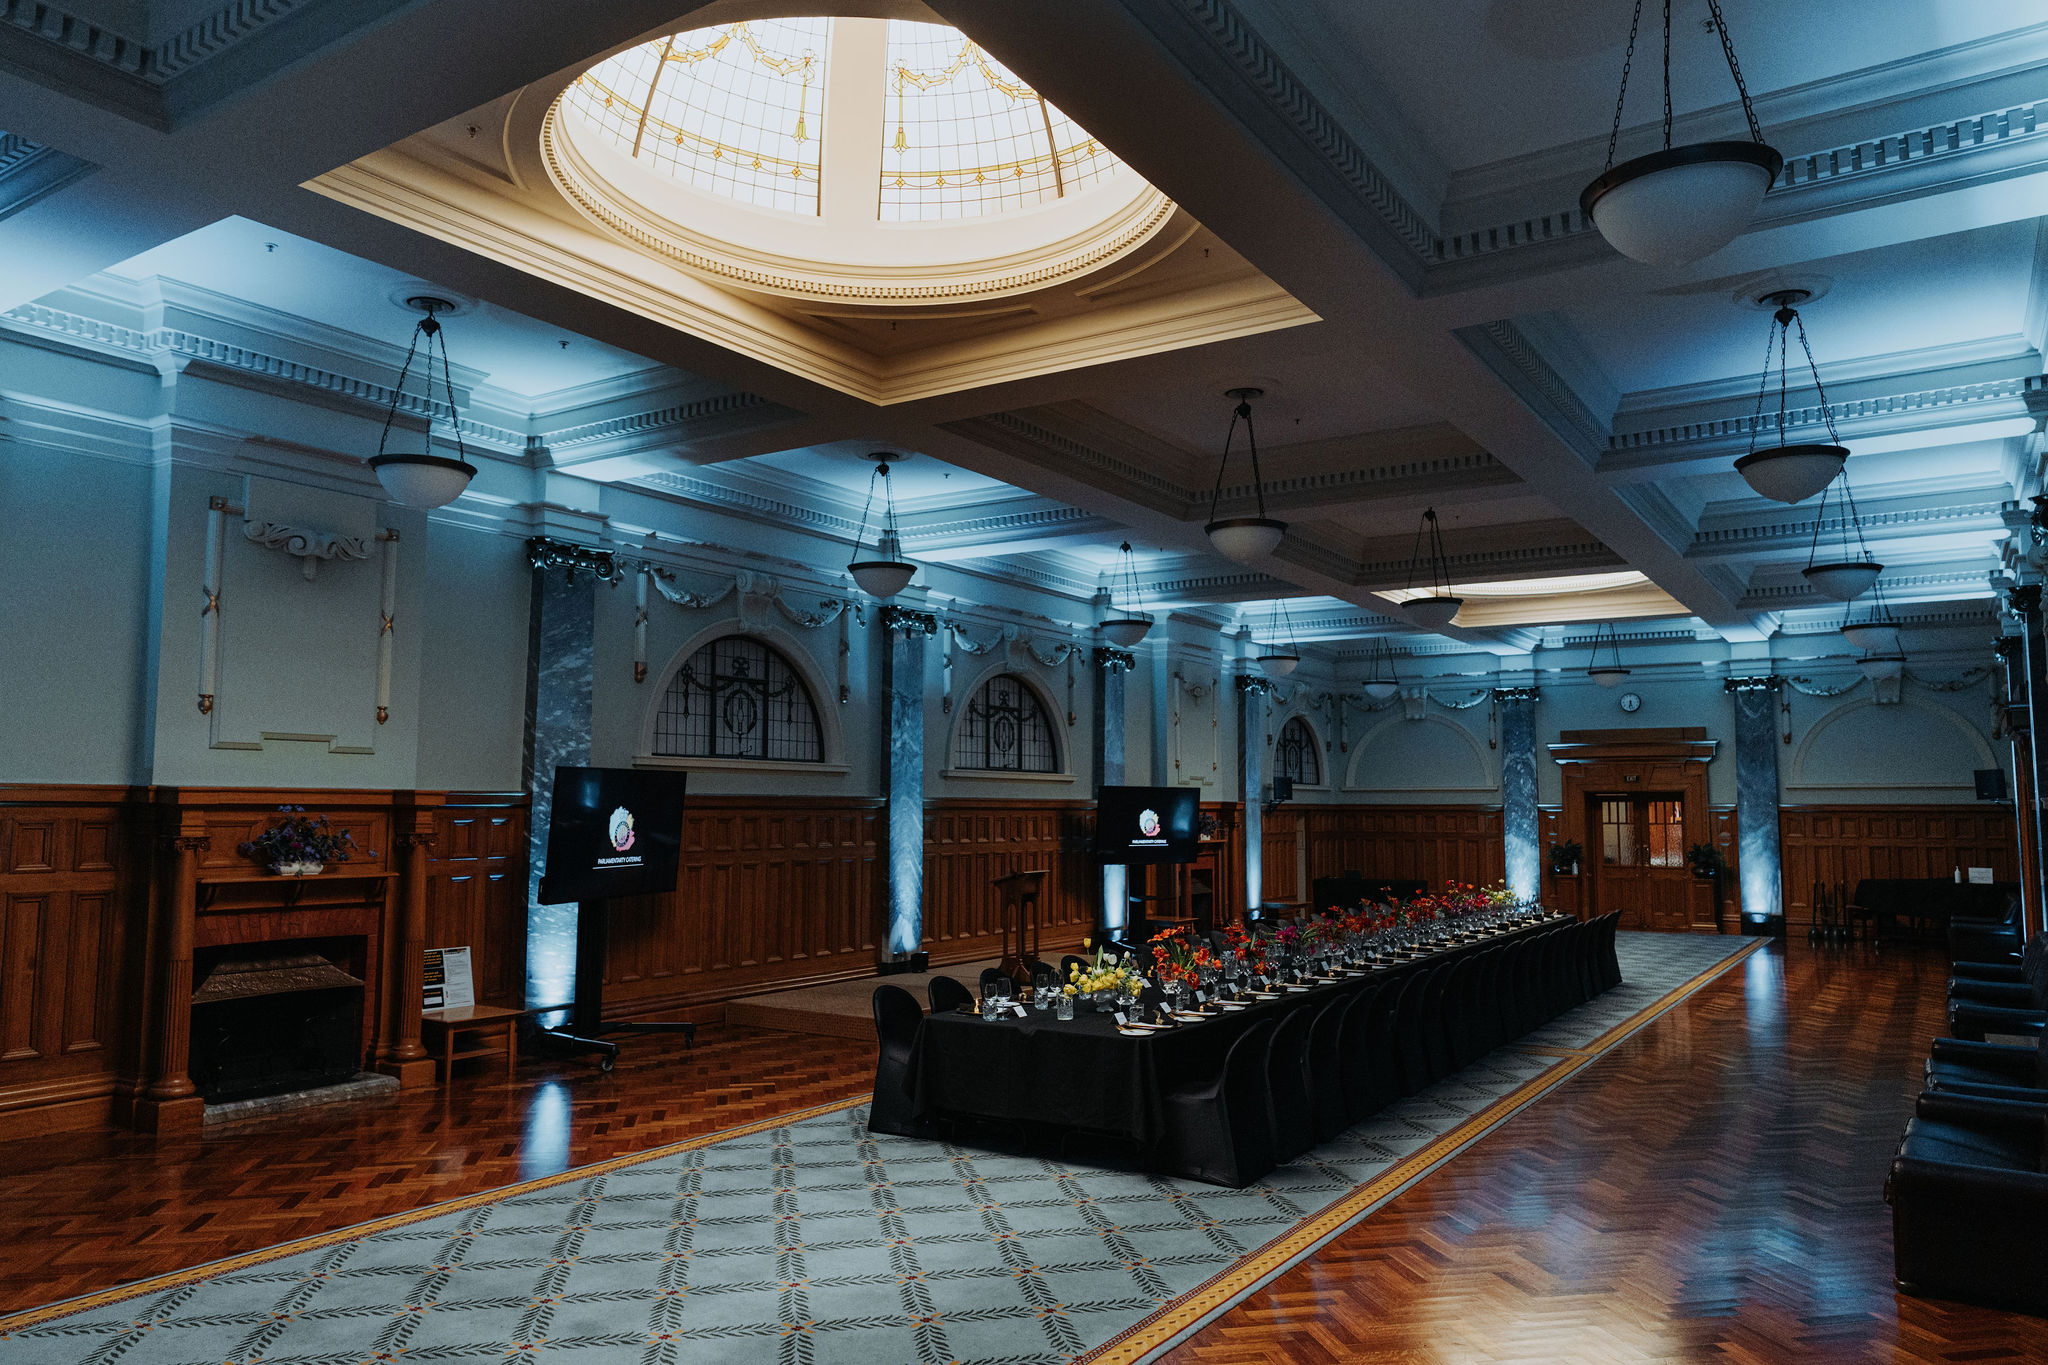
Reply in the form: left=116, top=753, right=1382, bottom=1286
left=1092, top=785, right=1200, bottom=940
left=534, top=765, right=694, bottom=1070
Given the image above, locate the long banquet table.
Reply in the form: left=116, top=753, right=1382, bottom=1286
left=907, top=911, right=1572, bottom=1148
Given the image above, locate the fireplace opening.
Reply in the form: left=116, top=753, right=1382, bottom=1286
left=190, top=944, right=366, bottom=1105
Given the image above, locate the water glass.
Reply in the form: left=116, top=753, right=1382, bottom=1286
left=1055, top=991, right=1074, bottom=1020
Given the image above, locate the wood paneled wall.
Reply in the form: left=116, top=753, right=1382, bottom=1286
left=922, top=800, right=1094, bottom=965
left=1301, top=805, right=1505, bottom=891
left=424, top=795, right=527, bottom=1008
left=1261, top=810, right=1300, bottom=904
left=1781, top=804, right=2019, bottom=926
left=602, top=798, right=881, bottom=1017
left=0, top=787, right=141, bottom=1137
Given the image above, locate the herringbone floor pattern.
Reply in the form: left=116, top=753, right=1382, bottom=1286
left=0, top=941, right=2041, bottom=1360
left=1158, top=942, right=2048, bottom=1364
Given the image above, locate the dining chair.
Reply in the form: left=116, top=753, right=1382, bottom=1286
left=1155, top=1019, right=1278, bottom=1187
left=1394, top=966, right=1438, bottom=1096
left=1306, top=993, right=1354, bottom=1143
left=867, top=985, right=936, bottom=1138
left=928, top=975, right=974, bottom=1014
left=1263, top=1006, right=1317, bottom=1164
left=1336, top=981, right=1386, bottom=1126
left=1420, top=964, right=1458, bottom=1083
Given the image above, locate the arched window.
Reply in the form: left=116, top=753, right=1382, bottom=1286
left=653, top=635, right=823, bottom=761
left=954, top=673, right=1057, bottom=772
left=1276, top=716, right=1320, bottom=786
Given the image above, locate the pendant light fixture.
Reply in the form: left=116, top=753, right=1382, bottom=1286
left=368, top=296, right=478, bottom=508
left=1401, top=507, right=1463, bottom=631
left=1257, top=598, right=1301, bottom=677
left=1734, top=290, right=1849, bottom=504
left=1204, top=387, right=1287, bottom=562
left=1361, top=637, right=1401, bottom=701
left=1585, top=622, right=1632, bottom=688
left=1100, top=541, right=1153, bottom=647
left=847, top=451, right=917, bottom=598
left=1580, top=0, right=1782, bottom=266
left=1857, top=653, right=1906, bottom=683
left=1802, top=469, right=1883, bottom=602
left=1840, top=576, right=1902, bottom=655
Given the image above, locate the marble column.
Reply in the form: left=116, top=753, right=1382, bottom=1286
left=522, top=540, right=601, bottom=1016
left=1726, top=676, right=1784, bottom=926
left=1238, top=675, right=1270, bottom=917
left=1494, top=687, right=1540, bottom=903
left=882, top=606, right=936, bottom=957
left=2007, top=586, right=2048, bottom=931
left=1094, top=646, right=1133, bottom=934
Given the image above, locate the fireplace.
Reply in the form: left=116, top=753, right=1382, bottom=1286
left=189, top=948, right=366, bottom=1105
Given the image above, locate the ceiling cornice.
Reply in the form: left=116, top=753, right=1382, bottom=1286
left=0, top=130, right=95, bottom=222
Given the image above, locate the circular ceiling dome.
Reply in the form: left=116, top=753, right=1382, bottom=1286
left=542, top=17, right=1174, bottom=304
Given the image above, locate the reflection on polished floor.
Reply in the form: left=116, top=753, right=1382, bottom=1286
left=1, top=938, right=2042, bottom=1361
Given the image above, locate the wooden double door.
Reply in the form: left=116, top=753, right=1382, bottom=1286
left=1589, top=792, right=1698, bottom=931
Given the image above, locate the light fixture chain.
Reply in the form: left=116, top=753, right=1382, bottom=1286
left=1243, top=404, right=1269, bottom=519
left=1208, top=409, right=1241, bottom=516
left=374, top=322, right=427, bottom=460
left=431, top=321, right=470, bottom=465
left=1603, top=0, right=1647, bottom=171
left=1704, top=0, right=1766, bottom=144
left=853, top=464, right=881, bottom=554
left=1661, top=0, right=1673, bottom=150
left=1744, top=311, right=1777, bottom=455
left=1791, top=313, right=1843, bottom=446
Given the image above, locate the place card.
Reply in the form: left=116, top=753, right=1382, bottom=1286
left=1193, top=989, right=1206, bottom=1003
left=1010, top=1002, right=1027, bottom=1017
left=1113, top=1010, right=1128, bottom=1026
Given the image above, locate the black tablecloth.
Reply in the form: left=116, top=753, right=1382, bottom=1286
left=908, top=914, right=1564, bottom=1144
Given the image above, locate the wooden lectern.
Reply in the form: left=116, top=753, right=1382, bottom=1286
left=994, top=869, right=1049, bottom=986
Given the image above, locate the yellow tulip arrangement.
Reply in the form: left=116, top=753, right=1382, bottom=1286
left=1066, top=946, right=1145, bottom=1003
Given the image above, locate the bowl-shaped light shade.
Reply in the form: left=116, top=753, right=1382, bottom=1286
left=1841, top=622, right=1901, bottom=654
left=1402, top=595, right=1463, bottom=631
left=1587, top=665, right=1631, bottom=689
left=1363, top=679, right=1400, bottom=702
left=369, top=453, right=477, bottom=509
left=1857, top=654, right=1906, bottom=682
left=1804, top=560, right=1883, bottom=602
left=848, top=558, right=916, bottom=598
left=1734, top=444, right=1848, bottom=505
left=1205, top=516, right=1287, bottom=562
left=1100, top=617, right=1151, bottom=647
left=1258, top=652, right=1301, bottom=678
left=1580, top=142, right=1783, bottom=266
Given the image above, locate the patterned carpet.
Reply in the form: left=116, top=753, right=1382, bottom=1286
left=2, top=932, right=1760, bottom=1365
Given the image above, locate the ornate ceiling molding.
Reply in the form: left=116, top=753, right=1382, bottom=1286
left=0, top=130, right=96, bottom=221
left=1455, top=319, right=1609, bottom=458
left=1609, top=374, right=2034, bottom=461
left=1124, top=0, right=2048, bottom=292
left=1689, top=498, right=2008, bottom=555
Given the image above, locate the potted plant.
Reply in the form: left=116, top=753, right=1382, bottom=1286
left=1687, top=843, right=1726, bottom=881
left=238, top=806, right=359, bottom=876
left=1548, top=840, right=1582, bottom=876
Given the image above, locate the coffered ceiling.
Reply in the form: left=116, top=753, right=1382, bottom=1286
left=2, top=0, right=2044, bottom=665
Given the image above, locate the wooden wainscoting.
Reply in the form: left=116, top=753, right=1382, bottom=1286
left=423, top=794, right=527, bottom=1008
left=922, top=800, right=1094, bottom=966
left=1780, top=804, right=2019, bottom=927
left=601, top=798, right=882, bottom=1019
left=1301, top=805, right=1505, bottom=891
left=0, top=786, right=143, bottom=1138
left=1261, top=809, right=1301, bottom=905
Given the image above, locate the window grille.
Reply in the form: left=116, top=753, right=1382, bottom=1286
left=1275, top=717, right=1320, bottom=786
left=653, top=636, right=822, bottom=761
left=953, top=673, right=1057, bottom=771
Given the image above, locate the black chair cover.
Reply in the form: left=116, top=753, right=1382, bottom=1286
left=1394, top=966, right=1437, bottom=1096
left=1336, top=982, right=1386, bottom=1126
left=929, top=975, right=973, bottom=1015
left=869, top=985, right=936, bottom=1137
left=1264, top=1006, right=1317, bottom=1164
left=1155, top=1019, right=1278, bottom=1187
left=1306, top=993, right=1353, bottom=1143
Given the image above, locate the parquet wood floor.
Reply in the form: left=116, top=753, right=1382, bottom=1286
left=1, top=941, right=2042, bottom=1361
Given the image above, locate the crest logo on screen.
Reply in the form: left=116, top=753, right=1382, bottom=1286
left=1137, top=809, right=1161, bottom=838
left=608, top=806, right=637, bottom=852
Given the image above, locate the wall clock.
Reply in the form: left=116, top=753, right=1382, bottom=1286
left=1619, top=692, right=1642, bottom=713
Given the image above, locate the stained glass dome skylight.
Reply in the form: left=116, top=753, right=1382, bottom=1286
left=544, top=16, right=1170, bottom=304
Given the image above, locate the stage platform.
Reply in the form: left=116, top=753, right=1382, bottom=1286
left=725, top=958, right=1007, bottom=1040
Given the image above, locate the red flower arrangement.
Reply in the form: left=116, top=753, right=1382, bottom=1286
left=1148, top=924, right=1217, bottom=990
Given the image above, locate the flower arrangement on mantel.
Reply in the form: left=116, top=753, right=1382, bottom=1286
left=238, top=806, right=359, bottom=876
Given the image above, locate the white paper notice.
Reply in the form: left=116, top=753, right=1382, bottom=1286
left=423, top=946, right=475, bottom=1011
left=1969, top=867, right=1995, bottom=884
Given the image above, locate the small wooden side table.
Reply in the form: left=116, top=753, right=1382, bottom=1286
left=420, top=1005, right=525, bottom=1086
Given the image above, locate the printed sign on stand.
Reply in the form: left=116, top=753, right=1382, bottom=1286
left=423, top=946, right=475, bottom=1012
